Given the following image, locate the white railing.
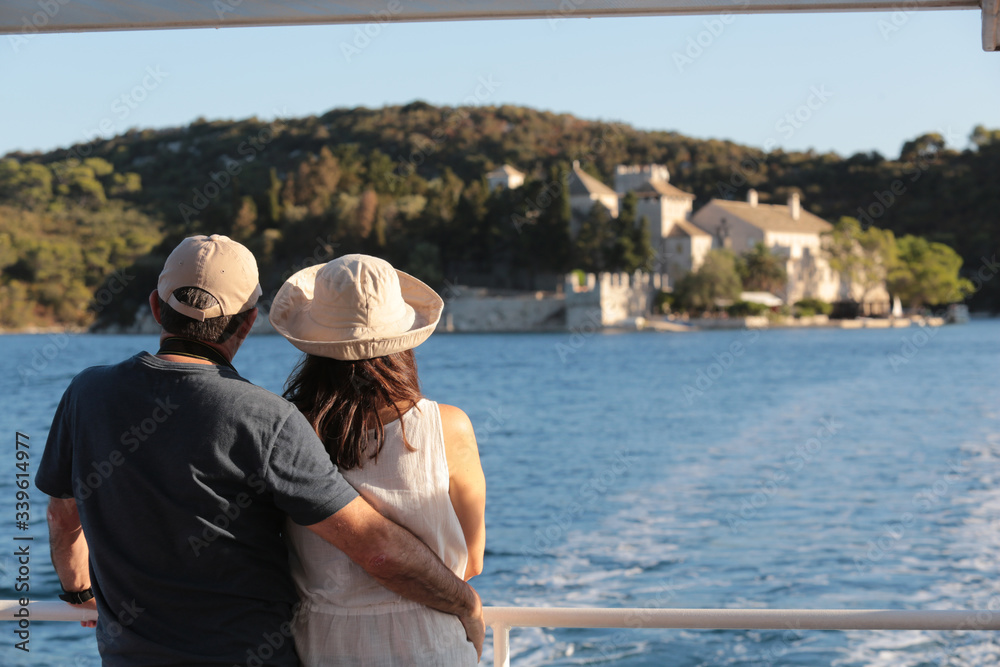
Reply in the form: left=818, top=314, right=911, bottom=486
left=483, top=607, right=1000, bottom=666
left=5, top=601, right=1000, bottom=667
left=0, top=600, right=96, bottom=622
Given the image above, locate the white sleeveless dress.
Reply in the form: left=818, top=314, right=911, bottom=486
left=286, top=399, right=478, bottom=666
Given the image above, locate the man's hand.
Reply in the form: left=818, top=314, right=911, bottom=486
left=47, top=497, right=96, bottom=629
left=72, top=597, right=97, bottom=628
left=459, top=587, right=485, bottom=659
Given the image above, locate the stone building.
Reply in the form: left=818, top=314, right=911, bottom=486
left=485, top=164, right=525, bottom=191
left=627, top=174, right=711, bottom=285
left=437, top=271, right=666, bottom=332
left=568, top=161, right=619, bottom=235
left=611, top=164, right=712, bottom=285
left=614, top=164, right=671, bottom=193
left=691, top=189, right=890, bottom=311
left=565, top=271, right=666, bottom=329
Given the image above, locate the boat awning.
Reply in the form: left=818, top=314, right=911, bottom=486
left=741, top=292, right=785, bottom=307
left=0, top=0, right=996, bottom=51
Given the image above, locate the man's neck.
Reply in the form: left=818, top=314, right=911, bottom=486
left=156, top=334, right=235, bottom=367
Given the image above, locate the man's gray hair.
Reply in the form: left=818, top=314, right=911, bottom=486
left=159, top=287, right=254, bottom=344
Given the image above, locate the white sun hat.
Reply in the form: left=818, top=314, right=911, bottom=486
left=269, top=254, right=444, bottom=361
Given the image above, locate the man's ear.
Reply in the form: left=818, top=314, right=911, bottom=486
left=149, top=290, right=162, bottom=324
left=238, top=308, right=258, bottom=339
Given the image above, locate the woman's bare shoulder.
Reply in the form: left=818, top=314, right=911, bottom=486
left=437, top=403, right=476, bottom=442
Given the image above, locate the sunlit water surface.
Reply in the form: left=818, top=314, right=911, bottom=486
left=2, top=321, right=999, bottom=665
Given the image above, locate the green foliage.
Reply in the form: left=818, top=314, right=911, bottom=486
left=604, top=192, right=655, bottom=273
left=570, top=194, right=654, bottom=275
left=231, top=196, right=258, bottom=241
left=573, top=202, right=613, bottom=273
left=0, top=153, right=160, bottom=328
left=971, top=125, right=1000, bottom=148
left=653, top=289, right=674, bottom=314
left=888, top=235, right=974, bottom=308
left=726, top=300, right=769, bottom=317
left=404, top=241, right=443, bottom=286
left=0, top=160, right=53, bottom=207
left=84, top=158, right=114, bottom=177
left=605, top=192, right=635, bottom=272
left=108, top=172, right=142, bottom=197
left=53, top=162, right=107, bottom=205
left=519, top=165, right=572, bottom=275
left=292, top=146, right=341, bottom=217
left=737, top=242, right=787, bottom=294
left=630, top=216, right=655, bottom=274
left=824, top=217, right=973, bottom=310
left=824, top=217, right=896, bottom=302
left=0, top=202, right=161, bottom=329
left=0, top=103, right=997, bottom=327
left=899, top=133, right=946, bottom=162
left=674, top=249, right=742, bottom=312
left=266, top=167, right=282, bottom=224
left=794, top=297, right=833, bottom=317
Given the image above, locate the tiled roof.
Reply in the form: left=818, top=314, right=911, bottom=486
left=705, top=199, right=833, bottom=234
left=634, top=179, right=695, bottom=199
left=666, top=219, right=711, bottom=238
left=569, top=166, right=617, bottom=197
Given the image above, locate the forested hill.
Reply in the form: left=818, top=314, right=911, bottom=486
left=1, top=102, right=998, bottom=330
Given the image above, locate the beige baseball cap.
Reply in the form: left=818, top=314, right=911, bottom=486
left=157, top=234, right=262, bottom=322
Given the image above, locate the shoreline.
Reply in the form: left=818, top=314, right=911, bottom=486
left=0, top=314, right=976, bottom=336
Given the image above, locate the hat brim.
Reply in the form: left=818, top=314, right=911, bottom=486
left=268, top=263, right=444, bottom=361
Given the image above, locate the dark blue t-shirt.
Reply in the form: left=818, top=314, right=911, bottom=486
left=36, top=352, right=358, bottom=666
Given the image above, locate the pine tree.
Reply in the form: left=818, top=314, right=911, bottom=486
left=529, top=166, right=572, bottom=273
left=266, top=168, right=282, bottom=224
left=605, top=191, right=637, bottom=271
left=355, top=189, right=378, bottom=240
left=574, top=202, right=612, bottom=273
left=629, top=215, right=655, bottom=273
left=230, top=196, right=258, bottom=241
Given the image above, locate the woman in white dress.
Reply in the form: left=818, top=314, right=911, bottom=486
left=269, top=254, right=486, bottom=666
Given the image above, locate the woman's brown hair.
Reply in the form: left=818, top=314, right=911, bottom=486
left=283, top=350, right=422, bottom=470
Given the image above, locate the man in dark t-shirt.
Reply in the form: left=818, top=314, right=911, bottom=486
left=36, top=235, right=484, bottom=665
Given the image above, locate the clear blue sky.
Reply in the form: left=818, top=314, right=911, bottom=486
left=1, top=10, right=997, bottom=160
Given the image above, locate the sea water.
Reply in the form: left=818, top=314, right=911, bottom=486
left=2, top=321, right=999, bottom=666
